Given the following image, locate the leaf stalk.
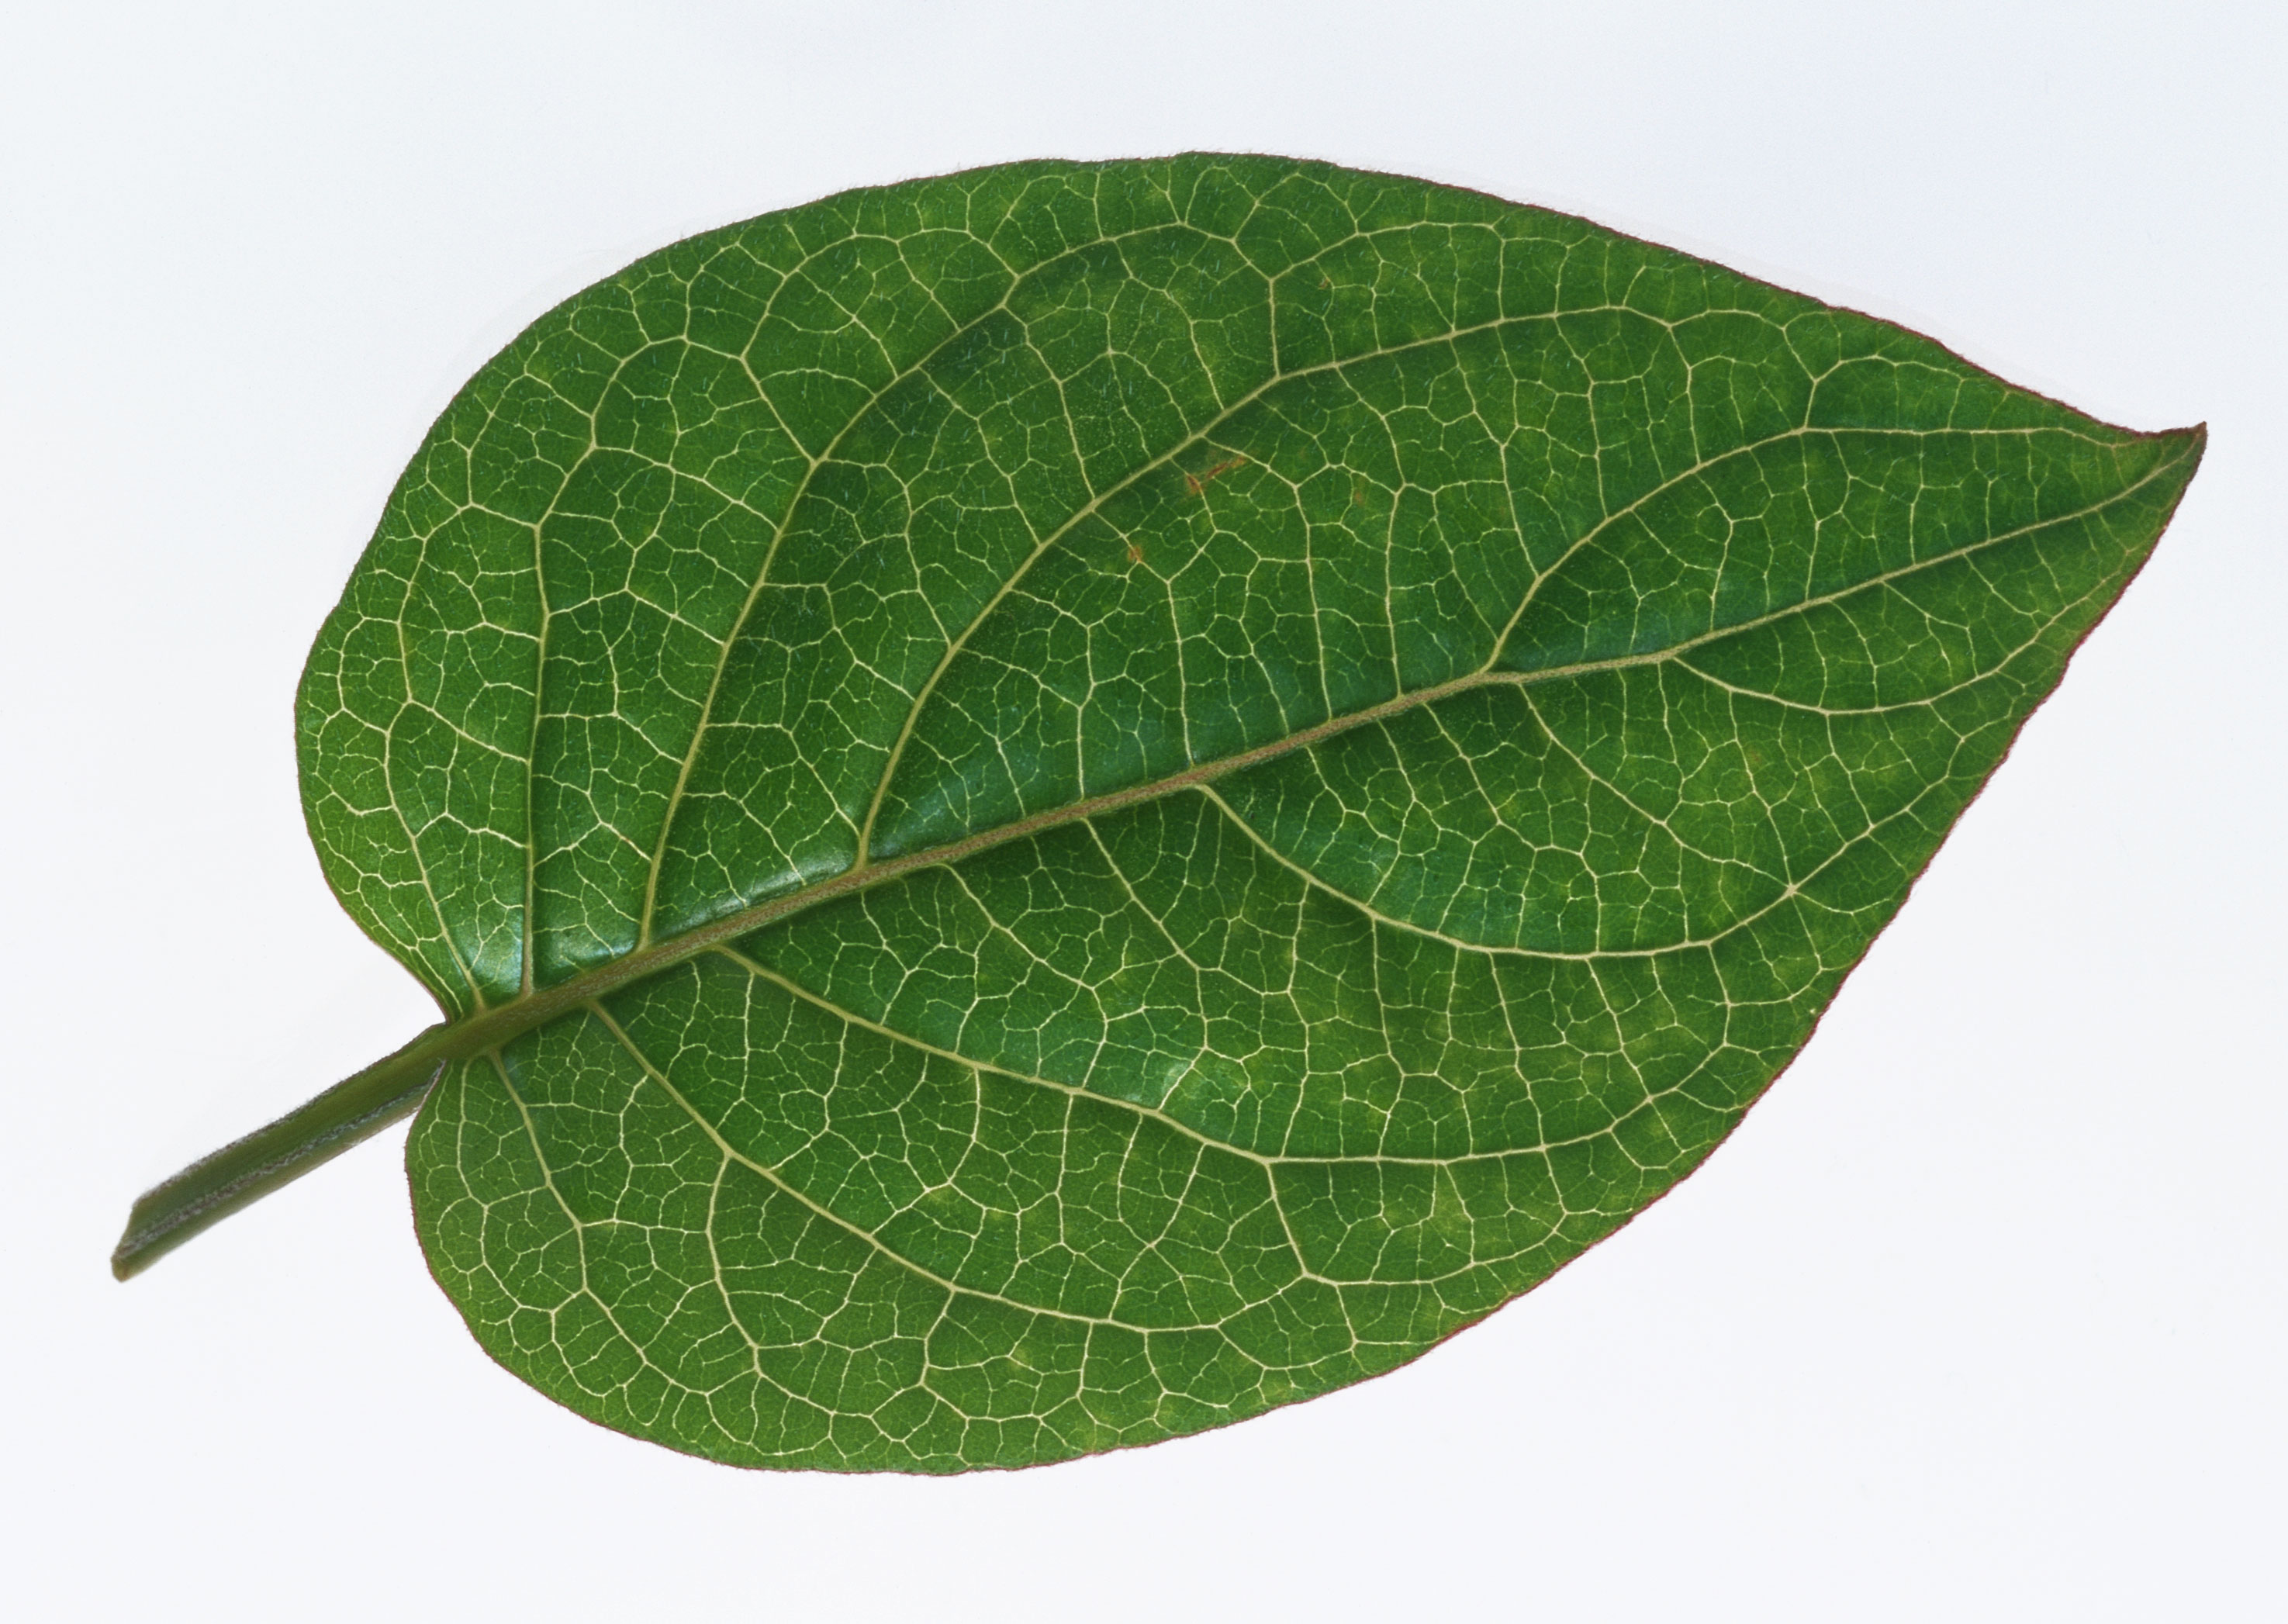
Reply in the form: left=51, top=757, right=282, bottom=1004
left=109, top=1030, right=452, bottom=1280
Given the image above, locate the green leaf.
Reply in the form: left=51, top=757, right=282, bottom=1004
left=123, top=155, right=2201, bottom=1473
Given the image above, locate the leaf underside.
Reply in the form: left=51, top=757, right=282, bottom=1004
left=297, top=154, right=2200, bottom=1472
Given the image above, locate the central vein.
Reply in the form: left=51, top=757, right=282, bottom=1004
left=412, top=430, right=2186, bottom=1072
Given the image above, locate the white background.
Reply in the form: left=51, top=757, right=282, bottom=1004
left=2, top=2, right=2280, bottom=1618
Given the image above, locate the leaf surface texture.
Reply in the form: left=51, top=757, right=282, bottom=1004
left=297, top=155, right=2200, bottom=1470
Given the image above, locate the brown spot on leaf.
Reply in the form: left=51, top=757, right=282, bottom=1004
left=1185, top=454, right=1248, bottom=497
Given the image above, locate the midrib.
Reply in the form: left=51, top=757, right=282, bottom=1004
left=403, top=431, right=2186, bottom=1070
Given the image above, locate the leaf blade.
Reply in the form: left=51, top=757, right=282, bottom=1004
left=279, top=156, right=2200, bottom=1470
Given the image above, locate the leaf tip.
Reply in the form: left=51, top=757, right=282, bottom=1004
left=2145, top=419, right=2207, bottom=462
